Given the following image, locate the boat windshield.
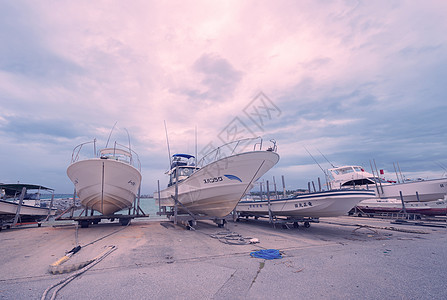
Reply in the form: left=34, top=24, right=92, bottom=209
left=168, top=166, right=198, bottom=186
left=178, top=167, right=195, bottom=177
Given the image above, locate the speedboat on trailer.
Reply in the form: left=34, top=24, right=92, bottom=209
left=237, top=189, right=376, bottom=219
left=67, top=138, right=142, bottom=215
left=328, top=165, right=447, bottom=202
left=156, top=137, right=280, bottom=218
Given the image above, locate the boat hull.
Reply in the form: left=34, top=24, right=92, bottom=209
left=0, top=200, right=56, bottom=222
left=355, top=197, right=447, bottom=216
left=67, top=158, right=142, bottom=215
left=377, top=178, right=447, bottom=202
left=237, top=190, right=376, bottom=218
left=156, top=151, right=280, bottom=218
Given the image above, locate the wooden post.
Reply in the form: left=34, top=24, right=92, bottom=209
left=273, top=176, right=278, bottom=199
left=174, top=167, right=179, bottom=225
left=13, top=187, right=27, bottom=225
left=267, top=180, right=273, bottom=225
left=281, top=175, right=286, bottom=198
left=71, top=188, right=76, bottom=218
left=48, top=193, right=55, bottom=216
left=157, top=180, right=161, bottom=214
left=399, top=191, right=407, bottom=214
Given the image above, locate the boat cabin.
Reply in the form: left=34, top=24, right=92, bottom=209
left=328, top=165, right=388, bottom=188
left=167, top=154, right=199, bottom=187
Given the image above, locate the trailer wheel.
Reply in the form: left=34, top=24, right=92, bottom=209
left=304, top=221, right=310, bottom=228
left=293, top=222, right=299, bottom=228
left=119, top=218, right=130, bottom=226
left=80, top=220, right=90, bottom=228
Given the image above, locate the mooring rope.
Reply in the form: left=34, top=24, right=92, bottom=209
left=41, top=245, right=117, bottom=300
left=209, top=231, right=259, bottom=245
left=48, top=220, right=130, bottom=274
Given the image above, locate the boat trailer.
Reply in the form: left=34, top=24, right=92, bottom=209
left=55, top=193, right=148, bottom=228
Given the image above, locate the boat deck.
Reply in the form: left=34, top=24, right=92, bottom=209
left=0, top=216, right=446, bottom=299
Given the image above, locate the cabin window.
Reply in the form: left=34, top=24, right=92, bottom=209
left=179, top=167, right=194, bottom=177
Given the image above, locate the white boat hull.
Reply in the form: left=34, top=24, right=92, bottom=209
left=377, top=178, right=447, bottom=202
left=67, top=158, right=142, bottom=215
left=355, top=197, right=447, bottom=216
left=156, top=151, right=280, bottom=218
left=0, top=200, right=56, bottom=221
left=328, top=165, right=447, bottom=202
left=237, top=190, right=376, bottom=218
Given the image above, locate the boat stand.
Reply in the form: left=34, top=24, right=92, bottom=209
left=1, top=186, right=55, bottom=230
left=158, top=203, right=229, bottom=230
left=156, top=176, right=229, bottom=230
left=55, top=190, right=148, bottom=228
left=236, top=213, right=319, bottom=229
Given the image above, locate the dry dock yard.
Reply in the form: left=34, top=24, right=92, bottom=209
left=0, top=216, right=446, bottom=300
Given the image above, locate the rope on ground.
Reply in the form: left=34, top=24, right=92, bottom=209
left=209, top=231, right=259, bottom=245
left=48, top=220, right=130, bottom=274
left=321, top=220, right=429, bottom=234
left=82, top=220, right=131, bottom=248
left=355, top=224, right=429, bottom=234
left=41, top=245, right=117, bottom=300
left=250, top=249, right=282, bottom=260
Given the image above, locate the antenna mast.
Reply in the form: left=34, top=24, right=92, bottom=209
left=317, top=148, right=335, bottom=168
left=105, top=121, right=118, bottom=148
left=195, top=125, right=198, bottom=166
left=304, top=146, right=328, bottom=176
left=164, top=120, right=172, bottom=167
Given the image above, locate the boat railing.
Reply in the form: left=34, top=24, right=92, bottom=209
left=196, top=137, right=275, bottom=168
left=71, top=139, right=97, bottom=163
left=70, top=139, right=141, bottom=171
left=102, top=141, right=142, bottom=171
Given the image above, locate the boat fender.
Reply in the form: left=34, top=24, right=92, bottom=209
left=48, top=246, right=82, bottom=271
left=68, top=245, right=81, bottom=255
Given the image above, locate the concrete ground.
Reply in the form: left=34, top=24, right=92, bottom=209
left=0, top=216, right=446, bottom=300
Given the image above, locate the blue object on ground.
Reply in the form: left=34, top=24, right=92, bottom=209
left=250, top=249, right=282, bottom=260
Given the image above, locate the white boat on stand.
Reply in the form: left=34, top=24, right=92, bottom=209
left=0, top=184, right=57, bottom=228
left=351, top=196, right=447, bottom=217
left=328, top=165, right=447, bottom=202
left=156, top=137, right=280, bottom=226
left=67, top=138, right=142, bottom=218
left=236, top=189, right=376, bottom=227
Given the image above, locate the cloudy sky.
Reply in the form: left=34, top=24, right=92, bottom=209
left=1, top=0, right=446, bottom=194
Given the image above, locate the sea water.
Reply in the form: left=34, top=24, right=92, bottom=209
left=40, top=194, right=166, bottom=220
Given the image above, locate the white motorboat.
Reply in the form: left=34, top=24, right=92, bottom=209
left=0, top=184, right=56, bottom=223
left=156, top=137, right=280, bottom=218
left=236, top=189, right=376, bottom=218
left=353, top=196, right=447, bottom=216
left=328, top=165, right=447, bottom=202
left=67, top=139, right=142, bottom=215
